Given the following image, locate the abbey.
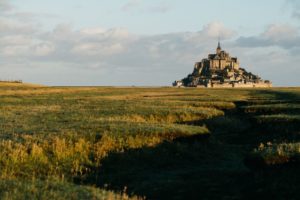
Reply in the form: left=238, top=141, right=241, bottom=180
left=173, top=43, right=272, bottom=88
left=195, top=42, right=239, bottom=72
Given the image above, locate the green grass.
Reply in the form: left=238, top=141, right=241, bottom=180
left=0, top=83, right=300, bottom=199
left=243, top=104, right=300, bottom=114
left=248, top=142, right=300, bottom=166
left=256, top=114, right=300, bottom=122
left=0, top=178, right=142, bottom=200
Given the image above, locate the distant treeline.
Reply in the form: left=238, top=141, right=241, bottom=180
left=0, top=80, right=23, bottom=83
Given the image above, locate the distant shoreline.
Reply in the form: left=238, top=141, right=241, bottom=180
left=0, top=82, right=299, bottom=88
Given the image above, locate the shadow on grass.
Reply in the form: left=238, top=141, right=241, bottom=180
left=248, top=89, right=300, bottom=103
left=245, top=89, right=300, bottom=143
left=82, top=136, right=251, bottom=200
left=79, top=113, right=252, bottom=199
left=80, top=89, right=300, bottom=199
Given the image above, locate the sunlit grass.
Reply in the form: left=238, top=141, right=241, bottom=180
left=0, top=178, right=143, bottom=200
left=1, top=82, right=300, bottom=198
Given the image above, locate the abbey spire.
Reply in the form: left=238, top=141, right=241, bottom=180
left=216, top=40, right=221, bottom=54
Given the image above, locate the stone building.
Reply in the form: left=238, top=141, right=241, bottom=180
left=173, top=42, right=272, bottom=88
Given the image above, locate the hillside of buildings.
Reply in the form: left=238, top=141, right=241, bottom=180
left=174, top=42, right=271, bottom=88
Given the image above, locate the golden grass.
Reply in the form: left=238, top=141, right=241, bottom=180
left=0, top=178, right=143, bottom=200
left=1, top=84, right=300, bottom=198
left=0, top=82, right=44, bottom=88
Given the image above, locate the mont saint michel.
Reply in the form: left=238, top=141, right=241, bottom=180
left=173, top=42, right=272, bottom=88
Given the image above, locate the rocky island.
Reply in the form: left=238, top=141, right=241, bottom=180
left=173, top=42, right=272, bottom=88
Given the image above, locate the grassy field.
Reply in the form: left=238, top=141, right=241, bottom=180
left=0, top=83, right=300, bottom=199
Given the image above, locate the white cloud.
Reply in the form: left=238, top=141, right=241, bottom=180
left=148, top=3, right=172, bottom=13
left=232, top=23, right=300, bottom=86
left=0, top=35, right=32, bottom=45
left=102, top=28, right=131, bottom=40
left=262, top=24, right=298, bottom=41
left=236, top=24, right=300, bottom=49
left=0, top=18, right=36, bottom=35
left=0, top=2, right=298, bottom=86
left=0, top=0, right=12, bottom=12
left=1, top=19, right=230, bottom=85
left=0, top=45, right=29, bottom=57
left=33, top=42, right=55, bottom=57
left=50, top=24, right=75, bottom=41
left=71, top=42, right=124, bottom=56
left=121, top=0, right=142, bottom=12
left=122, top=0, right=172, bottom=14
left=80, top=27, right=106, bottom=35
left=202, top=21, right=236, bottom=39
left=286, top=0, right=300, bottom=19
left=184, top=22, right=236, bottom=46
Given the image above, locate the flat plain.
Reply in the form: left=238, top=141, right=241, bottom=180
left=0, top=83, right=299, bottom=199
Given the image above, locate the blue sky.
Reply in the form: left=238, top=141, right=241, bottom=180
left=12, top=0, right=292, bottom=34
left=1, top=0, right=300, bottom=86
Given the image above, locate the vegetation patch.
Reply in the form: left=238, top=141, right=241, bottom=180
left=243, top=104, right=300, bottom=114
left=256, top=114, right=300, bottom=123
left=246, top=142, right=300, bottom=168
left=0, top=178, right=142, bottom=200
left=1, top=83, right=300, bottom=199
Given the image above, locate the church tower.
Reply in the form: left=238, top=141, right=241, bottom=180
left=216, top=41, right=221, bottom=54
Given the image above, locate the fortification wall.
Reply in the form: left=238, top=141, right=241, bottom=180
left=174, top=83, right=272, bottom=88
left=252, top=83, right=272, bottom=88
left=211, top=83, right=233, bottom=88
left=209, top=83, right=272, bottom=88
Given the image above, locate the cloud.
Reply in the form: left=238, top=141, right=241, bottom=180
left=71, top=42, right=124, bottom=57
left=80, top=27, right=106, bottom=35
left=183, top=22, right=236, bottom=46
left=122, top=0, right=172, bottom=14
left=231, top=23, right=300, bottom=86
left=262, top=24, right=298, bottom=41
left=0, top=35, right=32, bottom=46
left=0, top=1, right=298, bottom=86
left=286, top=0, right=300, bottom=19
left=0, top=0, right=12, bottom=12
left=121, top=0, right=142, bottom=12
left=0, top=4, right=299, bottom=87
left=148, top=3, right=172, bottom=14
left=0, top=45, right=29, bottom=57
left=201, top=21, right=236, bottom=39
left=236, top=24, right=300, bottom=50
left=33, top=42, right=55, bottom=57
left=0, top=18, right=36, bottom=36
left=0, top=19, right=236, bottom=85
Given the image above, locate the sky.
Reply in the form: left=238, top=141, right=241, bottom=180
left=1, top=0, right=300, bottom=86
